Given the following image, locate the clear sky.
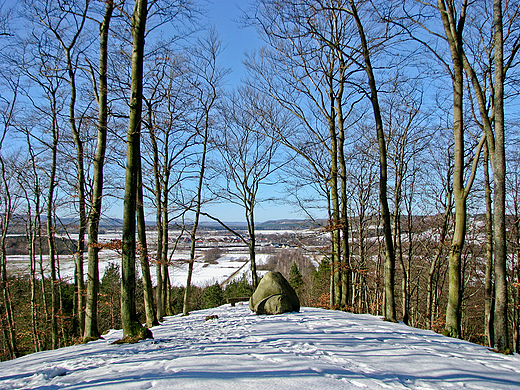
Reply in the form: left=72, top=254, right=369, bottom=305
left=190, top=0, right=306, bottom=223
left=1, top=0, right=306, bottom=223
left=206, top=0, right=257, bottom=86
left=107, top=0, right=306, bottom=223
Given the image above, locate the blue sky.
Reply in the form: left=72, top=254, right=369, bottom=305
left=206, top=0, right=258, bottom=86
left=1, top=0, right=306, bottom=223
left=192, top=1, right=306, bottom=223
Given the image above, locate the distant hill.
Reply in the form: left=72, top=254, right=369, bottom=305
left=197, top=219, right=324, bottom=231
left=6, top=214, right=325, bottom=234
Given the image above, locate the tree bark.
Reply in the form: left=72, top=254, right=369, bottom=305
left=137, top=164, right=159, bottom=327
left=247, top=201, right=259, bottom=288
left=183, top=117, right=209, bottom=316
left=335, top=46, right=350, bottom=309
left=84, top=0, right=113, bottom=341
left=149, top=117, right=164, bottom=320
left=47, top=89, right=60, bottom=349
left=121, top=0, right=150, bottom=340
left=484, top=146, right=495, bottom=348
left=0, top=161, right=18, bottom=359
left=349, top=0, right=396, bottom=322
left=437, top=0, right=467, bottom=339
left=63, top=30, right=88, bottom=340
left=492, top=0, right=509, bottom=353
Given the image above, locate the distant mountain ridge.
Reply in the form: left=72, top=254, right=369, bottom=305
left=6, top=215, right=324, bottom=234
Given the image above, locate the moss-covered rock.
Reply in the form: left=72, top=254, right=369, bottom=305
left=249, top=271, right=300, bottom=315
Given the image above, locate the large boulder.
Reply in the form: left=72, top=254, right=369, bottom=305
left=249, top=271, right=300, bottom=315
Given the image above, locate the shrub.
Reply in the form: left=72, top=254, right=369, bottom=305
left=204, top=247, right=222, bottom=263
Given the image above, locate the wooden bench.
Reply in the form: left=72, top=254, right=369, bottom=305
left=227, top=297, right=250, bottom=307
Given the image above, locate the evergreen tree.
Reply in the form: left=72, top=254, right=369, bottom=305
left=224, top=276, right=254, bottom=299
left=203, top=283, right=224, bottom=309
left=99, top=263, right=121, bottom=332
left=289, top=262, right=304, bottom=292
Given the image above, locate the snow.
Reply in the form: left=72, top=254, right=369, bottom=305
left=1, top=305, right=520, bottom=389
left=6, top=250, right=272, bottom=288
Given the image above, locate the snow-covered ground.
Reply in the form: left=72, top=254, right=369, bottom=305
left=1, top=305, right=519, bottom=389
left=6, top=248, right=272, bottom=288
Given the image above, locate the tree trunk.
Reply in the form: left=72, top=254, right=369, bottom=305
left=349, top=0, right=396, bottom=322
left=484, top=146, right=495, bottom=348
left=328, top=110, right=341, bottom=308
left=149, top=119, right=164, bottom=320
left=514, top=228, right=520, bottom=353
left=183, top=119, right=209, bottom=316
left=121, top=0, right=150, bottom=340
left=47, top=0, right=89, bottom=339
left=84, top=0, right=113, bottom=342
left=65, top=47, right=87, bottom=339
left=0, top=177, right=18, bottom=358
left=335, top=52, right=350, bottom=309
left=162, top=203, right=172, bottom=316
left=48, top=97, right=59, bottom=349
left=436, top=0, right=468, bottom=339
left=137, top=164, right=159, bottom=328
left=247, top=203, right=259, bottom=288
left=427, top=188, right=451, bottom=330
left=492, top=0, right=509, bottom=353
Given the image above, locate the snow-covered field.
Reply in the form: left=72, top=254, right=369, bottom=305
left=6, top=235, right=274, bottom=287
left=1, top=304, right=519, bottom=389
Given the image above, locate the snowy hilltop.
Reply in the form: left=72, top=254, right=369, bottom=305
left=1, top=304, right=519, bottom=389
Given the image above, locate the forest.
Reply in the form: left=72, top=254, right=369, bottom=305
left=0, top=0, right=519, bottom=360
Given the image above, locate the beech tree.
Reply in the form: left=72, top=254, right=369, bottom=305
left=0, top=78, right=20, bottom=359
left=141, top=48, right=194, bottom=320
left=38, top=0, right=90, bottom=338
left=459, top=0, right=520, bottom=353
left=347, top=0, right=397, bottom=322
left=213, top=87, right=282, bottom=288
left=83, top=0, right=115, bottom=342
left=397, top=0, right=486, bottom=338
left=248, top=0, right=357, bottom=308
left=120, top=0, right=151, bottom=341
left=182, top=30, right=226, bottom=315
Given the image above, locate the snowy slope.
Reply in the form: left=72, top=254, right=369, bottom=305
left=1, top=305, right=520, bottom=389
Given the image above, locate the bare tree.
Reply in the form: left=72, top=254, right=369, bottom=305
left=508, top=148, right=520, bottom=352
left=83, top=0, right=115, bottom=343
left=120, top=0, right=151, bottom=341
left=213, top=87, right=283, bottom=288
left=384, top=85, right=431, bottom=325
left=460, top=0, right=520, bottom=352
left=248, top=0, right=361, bottom=307
left=39, top=0, right=90, bottom=338
left=398, top=0, right=486, bottom=338
left=137, top=161, right=159, bottom=327
left=0, top=78, right=20, bottom=359
left=182, top=30, right=227, bottom=316
left=346, top=0, right=397, bottom=321
left=22, top=41, right=67, bottom=349
left=141, top=48, right=194, bottom=320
